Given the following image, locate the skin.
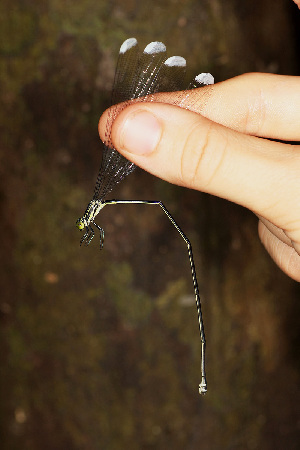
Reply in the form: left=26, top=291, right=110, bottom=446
left=99, top=73, right=300, bottom=282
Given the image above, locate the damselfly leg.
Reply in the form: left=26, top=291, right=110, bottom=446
left=80, top=223, right=104, bottom=249
left=94, top=223, right=105, bottom=249
left=80, top=225, right=95, bottom=246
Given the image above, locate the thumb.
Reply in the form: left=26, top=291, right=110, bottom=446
left=99, top=101, right=298, bottom=229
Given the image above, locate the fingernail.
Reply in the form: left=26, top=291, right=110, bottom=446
left=119, top=110, right=162, bottom=155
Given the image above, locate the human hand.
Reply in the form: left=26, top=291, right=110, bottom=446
left=99, top=73, right=300, bottom=282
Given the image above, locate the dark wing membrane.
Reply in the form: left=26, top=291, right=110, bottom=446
left=92, top=145, right=136, bottom=202
left=155, top=56, right=187, bottom=93
left=93, top=38, right=139, bottom=201
left=130, top=41, right=167, bottom=98
left=110, top=37, right=139, bottom=106
left=93, top=39, right=188, bottom=201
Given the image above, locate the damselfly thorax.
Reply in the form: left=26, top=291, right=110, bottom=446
left=76, top=200, right=106, bottom=247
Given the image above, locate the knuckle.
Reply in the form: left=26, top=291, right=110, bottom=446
left=180, top=119, right=227, bottom=190
left=253, top=86, right=268, bottom=136
left=234, top=73, right=268, bottom=136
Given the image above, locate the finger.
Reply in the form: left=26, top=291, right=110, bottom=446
left=258, top=220, right=300, bottom=282
left=257, top=216, right=294, bottom=247
left=153, top=73, right=300, bottom=141
left=292, top=0, right=300, bottom=10
left=99, top=102, right=300, bottom=230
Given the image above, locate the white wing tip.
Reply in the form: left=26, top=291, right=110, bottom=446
left=119, top=38, right=138, bottom=54
left=144, top=41, right=166, bottom=54
left=164, top=56, right=186, bottom=67
left=195, top=73, right=214, bottom=85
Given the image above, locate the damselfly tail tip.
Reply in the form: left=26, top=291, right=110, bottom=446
left=199, top=379, right=207, bottom=395
left=119, top=37, right=138, bottom=54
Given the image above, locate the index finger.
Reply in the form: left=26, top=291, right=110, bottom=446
left=99, top=100, right=300, bottom=234
left=154, top=73, right=300, bottom=141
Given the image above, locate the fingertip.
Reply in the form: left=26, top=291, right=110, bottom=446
left=114, top=107, right=163, bottom=156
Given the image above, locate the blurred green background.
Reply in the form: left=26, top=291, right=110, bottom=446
left=0, top=1, right=299, bottom=449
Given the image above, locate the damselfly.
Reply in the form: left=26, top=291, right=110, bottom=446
left=76, top=38, right=214, bottom=395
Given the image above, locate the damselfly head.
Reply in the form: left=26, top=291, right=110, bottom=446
left=76, top=218, right=85, bottom=231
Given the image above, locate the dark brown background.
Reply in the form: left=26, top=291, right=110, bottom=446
left=0, top=1, right=299, bottom=449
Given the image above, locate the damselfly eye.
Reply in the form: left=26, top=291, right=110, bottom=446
left=76, top=219, right=85, bottom=231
